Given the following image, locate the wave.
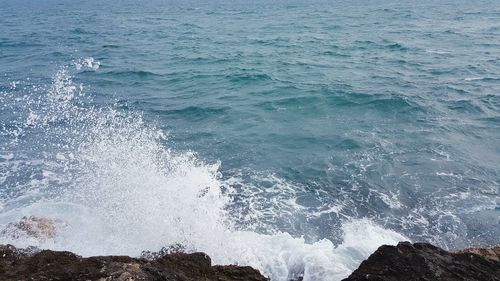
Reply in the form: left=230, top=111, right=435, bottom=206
left=352, top=40, right=409, bottom=51
left=0, top=61, right=407, bottom=281
left=158, top=105, right=230, bottom=121
left=464, top=77, right=500, bottom=82
left=101, top=70, right=163, bottom=78
left=226, top=72, right=274, bottom=83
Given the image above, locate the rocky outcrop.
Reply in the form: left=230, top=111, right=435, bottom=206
left=342, top=242, right=500, bottom=281
left=2, top=242, right=499, bottom=281
left=0, top=244, right=268, bottom=281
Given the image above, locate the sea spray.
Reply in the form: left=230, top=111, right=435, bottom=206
left=0, top=64, right=407, bottom=281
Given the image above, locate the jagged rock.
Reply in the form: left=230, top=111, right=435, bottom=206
left=0, top=244, right=269, bottom=281
left=213, top=265, right=271, bottom=281
left=3, top=242, right=499, bottom=281
left=342, top=242, right=500, bottom=281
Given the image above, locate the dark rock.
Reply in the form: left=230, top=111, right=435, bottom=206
left=4, top=242, right=498, bottom=281
left=141, top=243, right=186, bottom=260
left=342, top=241, right=500, bottom=281
left=214, top=265, right=271, bottom=281
left=0, top=244, right=269, bottom=281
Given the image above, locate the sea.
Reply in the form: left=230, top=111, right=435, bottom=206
left=0, top=0, right=499, bottom=280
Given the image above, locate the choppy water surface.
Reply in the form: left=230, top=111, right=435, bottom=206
left=1, top=0, right=499, bottom=280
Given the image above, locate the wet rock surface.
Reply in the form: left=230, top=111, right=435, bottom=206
left=2, top=242, right=499, bottom=281
left=342, top=242, right=500, bottom=281
left=0, top=244, right=268, bottom=281
left=0, top=216, right=63, bottom=241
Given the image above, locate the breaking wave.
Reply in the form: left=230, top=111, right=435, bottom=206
left=0, top=61, right=407, bottom=281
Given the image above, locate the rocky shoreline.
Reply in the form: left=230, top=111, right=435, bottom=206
left=0, top=244, right=267, bottom=281
left=1, top=242, right=499, bottom=281
left=342, top=242, right=500, bottom=281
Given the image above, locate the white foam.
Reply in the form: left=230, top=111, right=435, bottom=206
left=0, top=153, right=14, bottom=161
left=425, top=49, right=450, bottom=54
left=75, top=57, right=100, bottom=71
left=464, top=77, right=483, bottom=81
left=9, top=81, right=21, bottom=89
left=436, top=172, right=463, bottom=180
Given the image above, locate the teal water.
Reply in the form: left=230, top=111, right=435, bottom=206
left=1, top=0, right=499, bottom=280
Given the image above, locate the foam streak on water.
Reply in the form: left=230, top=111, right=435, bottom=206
left=0, top=65, right=406, bottom=281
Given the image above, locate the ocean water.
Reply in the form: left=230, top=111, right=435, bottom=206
left=1, top=0, right=499, bottom=280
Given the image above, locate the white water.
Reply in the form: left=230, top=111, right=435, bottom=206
left=0, top=63, right=407, bottom=281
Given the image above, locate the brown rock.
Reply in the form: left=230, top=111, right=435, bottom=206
left=1, top=216, right=62, bottom=240
left=214, top=265, right=270, bottom=281
left=0, top=244, right=269, bottom=281
left=452, top=247, right=500, bottom=262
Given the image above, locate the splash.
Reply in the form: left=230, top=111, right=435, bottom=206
left=74, top=57, right=100, bottom=71
left=0, top=63, right=407, bottom=281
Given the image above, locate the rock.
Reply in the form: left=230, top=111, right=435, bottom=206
left=214, top=265, right=271, bottom=281
left=1, top=216, right=62, bottom=240
left=342, top=242, right=500, bottom=281
left=3, top=242, right=498, bottom=281
left=0, top=244, right=269, bottom=281
left=451, top=247, right=500, bottom=262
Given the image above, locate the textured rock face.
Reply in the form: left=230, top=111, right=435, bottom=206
left=0, top=244, right=268, bottom=281
left=2, top=242, right=499, bottom=281
left=342, top=242, right=500, bottom=281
